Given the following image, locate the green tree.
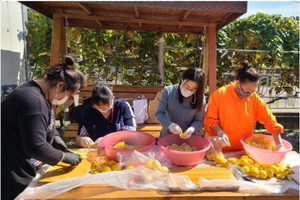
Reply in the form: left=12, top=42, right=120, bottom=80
left=217, top=13, right=299, bottom=95
left=28, top=10, right=299, bottom=96
left=27, top=9, right=52, bottom=78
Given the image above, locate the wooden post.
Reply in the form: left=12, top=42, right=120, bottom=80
left=158, top=36, right=164, bottom=85
left=50, top=13, right=66, bottom=119
left=204, top=25, right=217, bottom=96
left=50, top=13, right=66, bottom=66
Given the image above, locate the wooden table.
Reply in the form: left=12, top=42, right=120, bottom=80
left=25, top=150, right=300, bottom=200
left=30, top=184, right=299, bottom=200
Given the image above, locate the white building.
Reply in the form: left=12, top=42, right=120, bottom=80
left=1, top=1, right=29, bottom=98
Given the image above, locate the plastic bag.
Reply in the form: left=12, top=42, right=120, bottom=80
left=204, top=136, right=227, bottom=164
left=117, top=145, right=173, bottom=168
left=133, top=96, right=148, bottom=124
left=15, top=167, right=197, bottom=200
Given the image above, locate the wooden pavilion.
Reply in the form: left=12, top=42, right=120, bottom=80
left=20, top=1, right=247, bottom=94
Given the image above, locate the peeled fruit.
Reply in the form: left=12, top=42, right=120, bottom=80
left=160, top=166, right=169, bottom=173
left=126, top=165, right=135, bottom=169
left=145, top=159, right=155, bottom=169
left=111, top=164, right=122, bottom=171
left=167, top=143, right=197, bottom=152
left=101, top=166, right=112, bottom=172
left=144, top=158, right=169, bottom=173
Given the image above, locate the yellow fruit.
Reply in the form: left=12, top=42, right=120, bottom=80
left=227, top=157, right=238, bottom=165
left=145, top=159, right=161, bottom=171
left=276, top=173, right=285, bottom=179
left=247, top=158, right=254, bottom=165
left=152, top=159, right=162, bottom=171
left=239, top=158, right=249, bottom=166
left=277, top=166, right=285, bottom=174
left=126, top=165, right=135, bottom=169
left=242, top=165, right=250, bottom=174
left=215, top=157, right=228, bottom=167
left=259, top=170, right=268, bottom=179
left=250, top=166, right=259, bottom=177
left=111, top=164, right=122, bottom=171
left=269, top=165, right=279, bottom=175
left=253, top=163, right=261, bottom=169
left=101, top=166, right=112, bottom=172
left=254, top=161, right=264, bottom=168
left=145, top=159, right=155, bottom=168
left=205, top=149, right=215, bottom=161
left=266, top=168, right=274, bottom=178
left=241, top=155, right=250, bottom=159
left=160, top=166, right=169, bottom=173
left=179, top=132, right=187, bottom=138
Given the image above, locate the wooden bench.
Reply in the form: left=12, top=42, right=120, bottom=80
left=78, top=84, right=164, bottom=105
left=62, top=84, right=164, bottom=139
left=64, top=123, right=162, bottom=139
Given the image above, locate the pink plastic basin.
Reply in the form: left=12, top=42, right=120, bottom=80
left=157, top=134, right=211, bottom=166
left=240, top=134, right=293, bottom=164
left=100, top=131, right=156, bottom=160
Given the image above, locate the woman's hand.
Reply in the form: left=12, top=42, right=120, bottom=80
left=276, top=143, right=285, bottom=151
left=179, top=127, right=195, bottom=139
left=169, top=123, right=182, bottom=134
left=62, top=152, right=82, bottom=166
left=52, top=135, right=68, bottom=151
left=77, top=136, right=94, bottom=148
left=217, top=130, right=231, bottom=146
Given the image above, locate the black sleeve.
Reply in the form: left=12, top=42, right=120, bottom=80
left=17, top=99, right=64, bottom=165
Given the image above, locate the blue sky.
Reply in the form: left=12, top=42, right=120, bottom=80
left=241, top=1, right=300, bottom=18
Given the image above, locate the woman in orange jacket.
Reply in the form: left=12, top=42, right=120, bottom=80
left=204, top=60, right=284, bottom=150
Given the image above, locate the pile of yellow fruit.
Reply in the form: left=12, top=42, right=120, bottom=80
left=166, top=143, right=197, bottom=152
left=227, top=155, right=294, bottom=180
left=90, top=156, right=135, bottom=174
left=244, top=135, right=275, bottom=150
left=113, top=141, right=141, bottom=149
left=205, top=149, right=294, bottom=180
left=144, top=158, right=169, bottom=173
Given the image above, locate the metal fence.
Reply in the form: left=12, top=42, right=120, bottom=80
left=222, top=67, right=299, bottom=109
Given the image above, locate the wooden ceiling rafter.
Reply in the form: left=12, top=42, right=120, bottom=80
left=54, top=13, right=216, bottom=28
left=76, top=2, right=103, bottom=28
left=178, top=10, right=191, bottom=30
left=133, top=6, right=142, bottom=28
left=20, top=1, right=247, bottom=34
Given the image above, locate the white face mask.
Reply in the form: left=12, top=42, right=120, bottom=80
left=180, top=84, right=195, bottom=98
left=52, top=88, right=68, bottom=105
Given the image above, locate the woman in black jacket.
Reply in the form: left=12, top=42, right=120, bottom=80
left=1, top=56, right=87, bottom=200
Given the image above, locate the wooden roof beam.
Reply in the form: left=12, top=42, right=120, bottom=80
left=77, top=2, right=92, bottom=14
left=178, top=10, right=191, bottom=30
left=77, top=2, right=103, bottom=28
left=133, top=6, right=142, bottom=28
left=55, top=13, right=216, bottom=28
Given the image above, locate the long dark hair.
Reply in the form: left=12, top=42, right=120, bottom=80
left=178, top=67, right=205, bottom=111
left=44, top=55, right=87, bottom=93
left=236, top=60, right=259, bottom=83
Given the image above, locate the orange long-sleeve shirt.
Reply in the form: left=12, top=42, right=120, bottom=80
left=204, top=81, right=283, bottom=150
